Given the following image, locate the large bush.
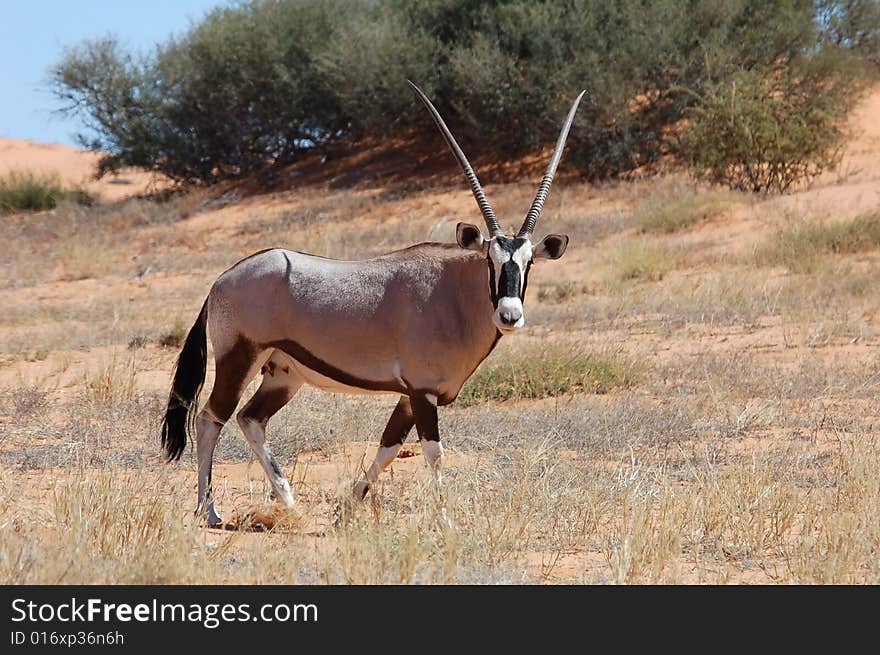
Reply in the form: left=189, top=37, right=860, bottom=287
left=317, top=4, right=443, bottom=135
left=680, top=55, right=859, bottom=193
left=53, top=1, right=346, bottom=183
left=51, top=0, right=879, bottom=186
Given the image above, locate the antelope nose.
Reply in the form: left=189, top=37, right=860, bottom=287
left=500, top=309, right=521, bottom=325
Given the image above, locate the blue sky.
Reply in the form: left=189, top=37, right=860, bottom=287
left=0, top=0, right=225, bottom=145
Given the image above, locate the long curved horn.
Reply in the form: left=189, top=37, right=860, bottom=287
left=408, top=80, right=502, bottom=237
left=518, top=90, right=586, bottom=238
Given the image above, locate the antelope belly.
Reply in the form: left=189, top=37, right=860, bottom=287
left=288, top=358, right=398, bottom=396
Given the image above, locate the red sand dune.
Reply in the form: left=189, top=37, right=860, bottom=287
left=0, top=138, right=163, bottom=201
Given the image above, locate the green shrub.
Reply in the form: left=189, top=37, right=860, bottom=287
left=51, top=0, right=879, bottom=185
left=52, top=2, right=347, bottom=183
left=458, top=342, right=638, bottom=405
left=816, top=0, right=880, bottom=64
left=318, top=4, right=443, bottom=134
left=680, top=55, right=860, bottom=194
left=0, top=173, right=93, bottom=214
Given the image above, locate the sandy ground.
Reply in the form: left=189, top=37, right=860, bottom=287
left=1, top=86, right=879, bottom=584
left=0, top=138, right=164, bottom=201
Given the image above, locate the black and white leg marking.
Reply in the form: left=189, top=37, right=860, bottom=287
left=355, top=395, right=415, bottom=500
left=236, top=356, right=303, bottom=509
left=196, top=412, right=223, bottom=527
left=411, top=392, right=444, bottom=487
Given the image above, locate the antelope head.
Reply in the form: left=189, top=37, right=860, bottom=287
left=409, top=81, right=584, bottom=333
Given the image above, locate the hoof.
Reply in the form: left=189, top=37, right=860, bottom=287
left=200, top=507, right=224, bottom=528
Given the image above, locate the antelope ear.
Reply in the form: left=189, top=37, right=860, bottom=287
left=456, top=222, right=486, bottom=253
left=533, top=234, right=569, bottom=260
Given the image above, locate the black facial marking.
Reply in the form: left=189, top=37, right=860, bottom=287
left=487, top=257, right=498, bottom=308
left=521, top=260, right=533, bottom=301
left=498, top=260, right=521, bottom=299
left=488, top=236, right=531, bottom=302
left=498, top=236, right=529, bottom=253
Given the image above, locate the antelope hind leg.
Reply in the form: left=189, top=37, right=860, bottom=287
left=236, top=356, right=303, bottom=508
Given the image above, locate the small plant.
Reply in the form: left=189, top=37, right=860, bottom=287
left=637, top=190, right=739, bottom=234
left=84, top=352, right=137, bottom=406
left=57, top=240, right=115, bottom=281
left=9, top=386, right=50, bottom=422
left=158, top=321, right=188, bottom=348
left=754, top=212, right=880, bottom=273
left=127, top=335, right=149, bottom=350
left=537, top=281, right=581, bottom=303
left=610, top=239, right=675, bottom=282
left=23, top=350, right=50, bottom=362
left=0, top=172, right=93, bottom=213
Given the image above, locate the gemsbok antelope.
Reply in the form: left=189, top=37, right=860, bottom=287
left=161, top=81, right=584, bottom=526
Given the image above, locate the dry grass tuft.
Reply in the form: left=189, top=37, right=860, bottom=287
left=83, top=352, right=138, bottom=406
left=609, top=238, right=676, bottom=282
left=157, top=320, right=188, bottom=349
left=637, top=189, right=741, bottom=233
left=537, top=280, right=584, bottom=304
left=57, top=239, right=116, bottom=281
left=754, top=212, right=880, bottom=274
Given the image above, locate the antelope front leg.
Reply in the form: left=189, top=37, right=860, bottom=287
left=411, top=393, right=450, bottom=526
left=355, top=396, right=414, bottom=500
left=410, top=393, right=444, bottom=490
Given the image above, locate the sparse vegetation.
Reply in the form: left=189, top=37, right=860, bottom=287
left=536, top=280, right=582, bottom=304
left=3, top=376, right=879, bottom=583
left=57, top=239, right=115, bottom=281
left=458, top=342, right=638, bottom=405
left=755, top=212, right=880, bottom=273
left=83, top=352, right=138, bottom=407
left=637, top=189, right=741, bottom=233
left=158, top=321, right=188, bottom=349
left=609, top=239, right=676, bottom=282
left=4, top=118, right=880, bottom=583
left=0, top=172, right=92, bottom=213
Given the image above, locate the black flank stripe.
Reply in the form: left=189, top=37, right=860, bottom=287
left=268, top=339, right=406, bottom=394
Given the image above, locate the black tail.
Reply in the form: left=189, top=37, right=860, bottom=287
left=161, top=298, right=209, bottom=462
